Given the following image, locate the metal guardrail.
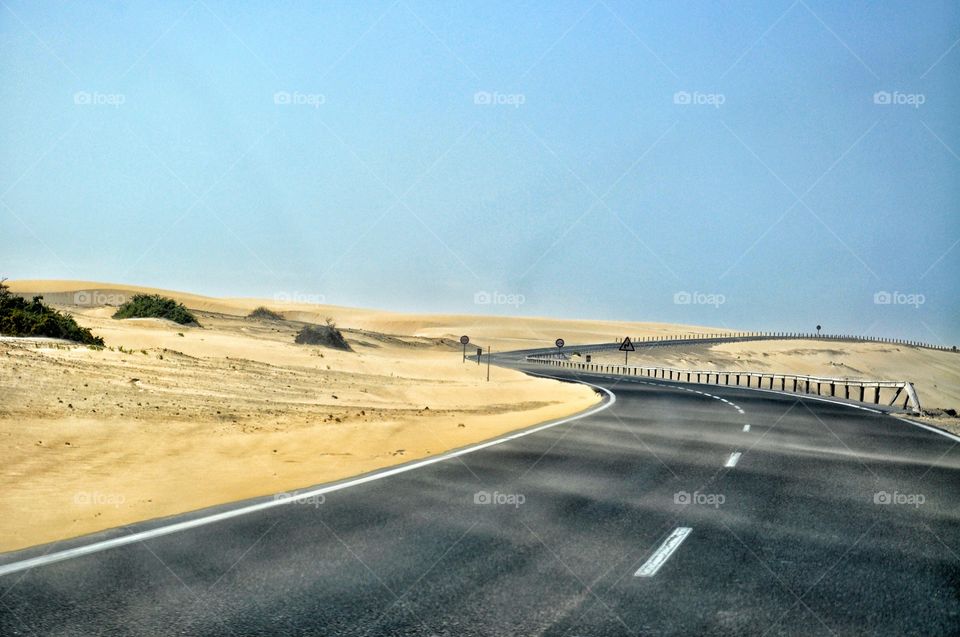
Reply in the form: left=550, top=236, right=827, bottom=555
left=526, top=357, right=922, bottom=414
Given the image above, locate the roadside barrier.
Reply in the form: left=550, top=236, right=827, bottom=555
left=526, top=356, right=922, bottom=414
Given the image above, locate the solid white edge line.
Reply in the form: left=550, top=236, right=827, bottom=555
left=591, top=370, right=885, bottom=415
left=725, top=452, right=742, bottom=468
left=634, top=527, right=693, bottom=577
left=0, top=375, right=616, bottom=578
left=891, top=416, right=960, bottom=444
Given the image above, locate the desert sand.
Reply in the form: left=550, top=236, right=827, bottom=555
left=2, top=280, right=728, bottom=552
left=3, top=280, right=957, bottom=552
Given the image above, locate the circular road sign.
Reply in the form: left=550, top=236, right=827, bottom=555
left=460, top=335, right=470, bottom=345
left=555, top=338, right=565, bottom=348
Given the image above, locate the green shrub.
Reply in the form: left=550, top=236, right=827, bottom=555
left=248, top=306, right=284, bottom=321
left=0, top=279, right=105, bottom=346
left=113, top=294, right=199, bottom=326
left=294, top=318, right=351, bottom=351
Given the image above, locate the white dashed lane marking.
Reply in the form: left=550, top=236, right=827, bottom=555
left=634, top=527, right=693, bottom=577
left=623, top=378, right=747, bottom=416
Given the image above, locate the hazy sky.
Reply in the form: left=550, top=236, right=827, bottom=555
left=2, top=1, right=958, bottom=343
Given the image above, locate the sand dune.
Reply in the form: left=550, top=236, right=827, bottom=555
left=6, top=280, right=732, bottom=349
left=2, top=280, right=956, bottom=552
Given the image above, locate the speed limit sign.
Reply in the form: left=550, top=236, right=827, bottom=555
left=555, top=338, right=565, bottom=348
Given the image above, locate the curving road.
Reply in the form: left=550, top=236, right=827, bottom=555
left=1, top=363, right=959, bottom=636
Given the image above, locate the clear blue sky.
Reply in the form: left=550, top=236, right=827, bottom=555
left=1, top=1, right=958, bottom=343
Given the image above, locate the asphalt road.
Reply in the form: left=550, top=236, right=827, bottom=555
left=2, top=364, right=958, bottom=636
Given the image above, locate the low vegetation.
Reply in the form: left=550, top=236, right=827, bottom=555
left=0, top=279, right=104, bottom=345
left=113, top=294, right=200, bottom=326
left=248, top=306, right=284, bottom=321
left=295, top=317, right=351, bottom=351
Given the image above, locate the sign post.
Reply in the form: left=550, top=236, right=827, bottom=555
left=460, top=335, right=470, bottom=362
left=619, top=336, right=635, bottom=365
left=555, top=338, right=564, bottom=359
left=486, top=346, right=491, bottom=381
left=476, top=347, right=482, bottom=365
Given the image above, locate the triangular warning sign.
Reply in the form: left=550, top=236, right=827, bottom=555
left=619, top=337, right=635, bottom=352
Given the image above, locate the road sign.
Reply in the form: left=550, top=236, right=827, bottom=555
left=477, top=347, right=482, bottom=365
left=555, top=338, right=565, bottom=348
left=460, top=335, right=469, bottom=344
left=619, top=336, right=635, bottom=365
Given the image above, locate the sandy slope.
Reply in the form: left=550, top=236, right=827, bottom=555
left=3, top=280, right=957, bottom=552
left=9, top=280, right=709, bottom=551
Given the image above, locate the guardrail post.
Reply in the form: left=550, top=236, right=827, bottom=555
left=874, top=387, right=880, bottom=404
left=829, top=383, right=835, bottom=397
